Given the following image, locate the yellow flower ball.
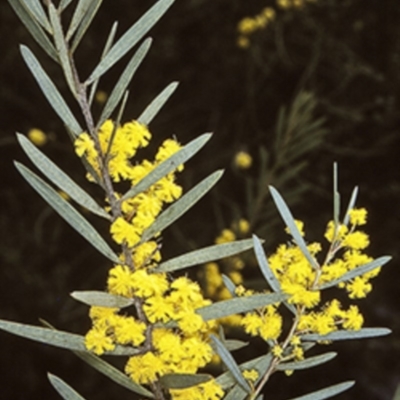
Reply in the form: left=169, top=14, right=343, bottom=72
left=95, top=90, right=108, bottom=104
left=234, top=151, right=253, bottom=169
left=28, top=128, right=47, bottom=146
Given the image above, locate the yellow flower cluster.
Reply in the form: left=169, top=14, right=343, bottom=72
left=75, top=120, right=183, bottom=250
left=85, top=271, right=221, bottom=397
left=79, top=121, right=224, bottom=399
left=234, top=151, right=253, bottom=169
left=170, top=380, right=224, bottom=400
left=277, top=0, right=317, bottom=10
left=28, top=128, right=48, bottom=147
left=237, top=0, right=318, bottom=49
left=241, top=304, right=282, bottom=341
left=200, top=219, right=250, bottom=303
left=240, top=208, right=380, bottom=361
left=237, top=7, right=276, bottom=49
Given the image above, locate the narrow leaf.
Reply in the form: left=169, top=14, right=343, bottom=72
left=73, top=352, right=154, bottom=397
left=224, top=385, right=248, bottom=400
left=89, top=21, right=119, bottom=106
left=70, top=0, right=103, bottom=53
left=303, top=327, right=391, bottom=342
left=319, top=256, right=391, bottom=290
left=155, top=238, right=255, bottom=273
left=20, top=45, right=82, bottom=136
left=211, top=335, right=251, bottom=393
left=276, top=352, right=337, bottom=371
left=86, top=0, right=174, bottom=84
left=284, top=381, right=355, bottom=400
left=97, top=38, right=152, bottom=129
left=59, top=0, right=74, bottom=12
left=210, top=337, right=248, bottom=354
left=41, top=320, right=154, bottom=397
left=22, top=0, right=52, bottom=32
left=141, top=170, right=223, bottom=243
left=343, top=186, right=359, bottom=226
left=216, top=354, right=273, bottom=390
left=160, top=373, right=211, bottom=389
left=48, top=374, right=86, bottom=400
left=222, top=274, right=237, bottom=297
left=0, top=319, right=138, bottom=355
left=49, top=3, right=77, bottom=97
left=269, top=186, right=319, bottom=270
left=15, top=162, right=119, bottom=263
left=333, top=162, right=340, bottom=229
left=114, top=91, right=129, bottom=133
left=8, top=0, right=58, bottom=61
left=71, top=291, right=133, bottom=308
left=138, top=81, right=179, bottom=125
left=223, top=340, right=248, bottom=352
left=253, top=234, right=296, bottom=315
left=197, top=293, right=286, bottom=321
left=66, top=0, right=94, bottom=41
left=17, top=134, right=110, bottom=220
left=121, top=133, right=212, bottom=202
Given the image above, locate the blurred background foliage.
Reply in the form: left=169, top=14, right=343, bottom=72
left=0, top=0, right=399, bottom=398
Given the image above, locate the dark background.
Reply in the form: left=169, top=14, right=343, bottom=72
left=0, top=0, right=399, bottom=399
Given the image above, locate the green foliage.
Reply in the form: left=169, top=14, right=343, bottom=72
left=211, top=334, right=252, bottom=394
left=197, top=292, right=287, bottom=321
left=48, top=373, right=87, bottom=400
left=156, top=238, right=255, bottom=273
left=14, top=162, right=119, bottom=263
left=121, top=133, right=212, bottom=202
left=0, top=319, right=139, bottom=355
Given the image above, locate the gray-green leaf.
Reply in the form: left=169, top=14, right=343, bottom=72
left=59, top=0, right=74, bottom=12
left=70, top=291, right=133, bottom=308
left=216, top=354, right=273, bottom=390
left=73, top=352, right=154, bottom=397
left=222, top=274, right=237, bottom=297
left=159, top=373, right=211, bottom=389
left=88, top=21, right=118, bottom=106
left=0, top=319, right=138, bottom=355
left=70, top=0, right=103, bottom=53
left=319, top=256, right=391, bottom=290
left=138, top=81, right=179, bottom=125
left=223, top=340, right=249, bottom=352
left=86, top=0, right=174, bottom=84
left=97, top=38, right=152, bottom=129
left=253, top=234, right=296, bottom=315
left=15, top=162, right=119, bottom=263
left=343, top=186, right=359, bottom=226
left=276, top=352, right=337, bottom=371
left=283, top=381, right=355, bottom=400
left=211, top=335, right=251, bottom=393
left=269, top=186, right=319, bottom=270
left=22, top=0, right=52, bottom=32
left=16, top=133, right=110, bottom=220
left=223, top=384, right=248, bottom=400
left=41, top=320, right=154, bottom=397
left=302, top=327, right=391, bottom=342
left=8, top=0, right=58, bottom=60
left=196, top=292, right=285, bottom=321
left=155, top=238, right=254, bottom=273
left=49, top=3, right=77, bottom=97
left=66, top=0, right=94, bottom=41
left=20, top=45, right=82, bottom=136
left=141, top=170, right=223, bottom=243
left=48, top=374, right=87, bottom=400
left=121, top=133, right=212, bottom=202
